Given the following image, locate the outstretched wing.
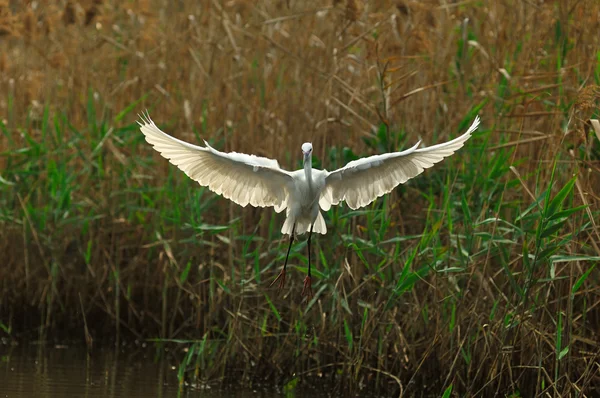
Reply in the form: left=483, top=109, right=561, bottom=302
left=139, top=113, right=293, bottom=211
left=319, top=116, right=481, bottom=210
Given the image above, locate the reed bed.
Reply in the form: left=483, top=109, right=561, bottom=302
left=1, top=0, right=599, bottom=396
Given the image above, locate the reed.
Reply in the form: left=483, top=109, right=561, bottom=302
left=1, top=0, right=599, bottom=396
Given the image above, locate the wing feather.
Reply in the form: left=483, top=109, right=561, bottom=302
left=138, top=113, right=293, bottom=209
left=323, top=116, right=480, bottom=209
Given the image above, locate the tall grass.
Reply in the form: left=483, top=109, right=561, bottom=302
left=1, top=0, right=599, bottom=396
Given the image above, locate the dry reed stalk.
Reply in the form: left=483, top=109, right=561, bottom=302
left=0, top=0, right=599, bottom=396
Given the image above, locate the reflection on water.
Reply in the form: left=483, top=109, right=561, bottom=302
left=0, top=344, right=275, bottom=398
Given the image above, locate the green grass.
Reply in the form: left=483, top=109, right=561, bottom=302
left=4, top=100, right=598, bottom=396
left=1, top=0, right=600, bottom=396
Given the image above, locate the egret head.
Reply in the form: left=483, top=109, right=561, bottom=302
left=301, top=143, right=313, bottom=166
left=301, top=142, right=312, bottom=159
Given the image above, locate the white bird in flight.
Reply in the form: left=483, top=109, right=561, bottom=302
left=139, top=114, right=480, bottom=299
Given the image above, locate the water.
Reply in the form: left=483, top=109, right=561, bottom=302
left=0, top=344, right=278, bottom=398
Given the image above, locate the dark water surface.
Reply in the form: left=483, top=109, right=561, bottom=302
left=0, top=344, right=281, bottom=398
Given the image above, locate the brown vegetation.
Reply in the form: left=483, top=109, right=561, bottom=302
left=1, top=0, right=599, bottom=396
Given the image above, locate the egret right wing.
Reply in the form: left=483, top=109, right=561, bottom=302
left=320, top=116, right=480, bottom=210
left=139, top=113, right=293, bottom=211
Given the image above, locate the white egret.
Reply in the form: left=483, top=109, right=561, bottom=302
left=138, top=114, right=481, bottom=299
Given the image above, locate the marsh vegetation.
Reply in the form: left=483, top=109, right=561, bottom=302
left=1, top=1, right=599, bottom=396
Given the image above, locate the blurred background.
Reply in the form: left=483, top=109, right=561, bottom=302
left=1, top=0, right=599, bottom=396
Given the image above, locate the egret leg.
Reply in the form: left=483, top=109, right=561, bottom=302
left=270, top=223, right=295, bottom=291
left=302, top=224, right=314, bottom=300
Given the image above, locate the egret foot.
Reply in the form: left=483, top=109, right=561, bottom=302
left=270, top=269, right=287, bottom=291
left=301, top=275, right=313, bottom=300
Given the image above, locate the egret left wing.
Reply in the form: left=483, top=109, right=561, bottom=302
left=320, top=116, right=480, bottom=210
left=138, top=113, right=293, bottom=211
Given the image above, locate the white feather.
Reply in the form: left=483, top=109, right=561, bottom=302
left=139, top=113, right=480, bottom=236
left=138, top=113, right=293, bottom=211
left=140, top=113, right=480, bottom=294
left=321, top=116, right=480, bottom=209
